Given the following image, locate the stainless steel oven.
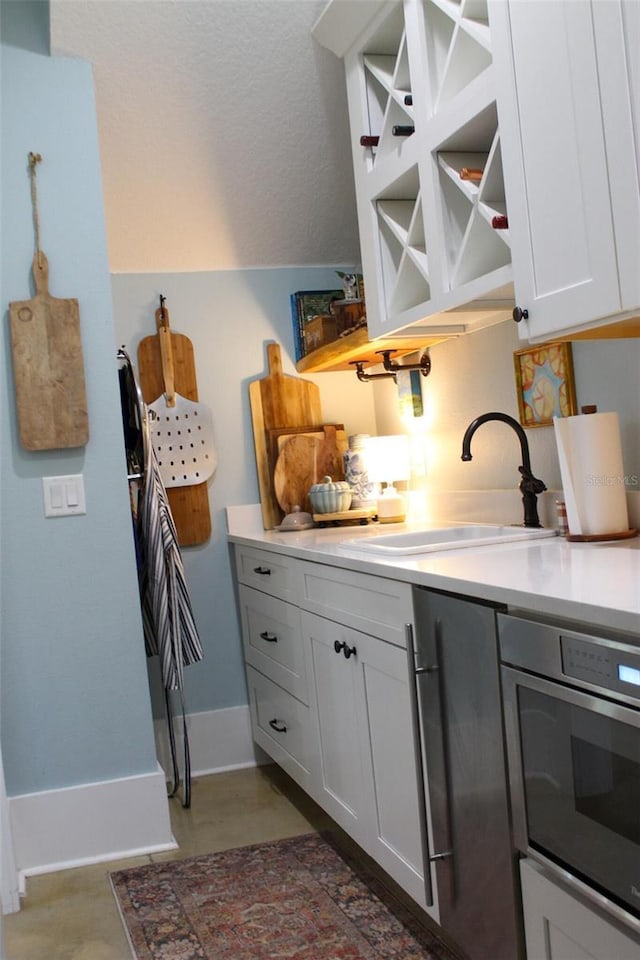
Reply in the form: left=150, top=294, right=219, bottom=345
left=499, top=611, right=640, bottom=937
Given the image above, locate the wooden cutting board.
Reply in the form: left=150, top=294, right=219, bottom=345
left=137, top=325, right=211, bottom=547
left=9, top=252, right=89, bottom=450
left=268, top=423, right=345, bottom=478
left=249, top=343, right=323, bottom=529
left=273, top=427, right=347, bottom=516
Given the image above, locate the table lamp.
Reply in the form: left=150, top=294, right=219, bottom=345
left=364, top=435, right=411, bottom=523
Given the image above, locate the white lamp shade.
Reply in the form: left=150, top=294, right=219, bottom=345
left=364, top=435, right=411, bottom=485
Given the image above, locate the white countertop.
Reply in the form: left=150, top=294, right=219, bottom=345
left=227, top=504, right=640, bottom=636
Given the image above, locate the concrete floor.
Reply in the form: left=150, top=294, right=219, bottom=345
left=3, top=764, right=330, bottom=960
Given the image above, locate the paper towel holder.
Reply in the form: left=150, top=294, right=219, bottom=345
left=559, top=404, right=637, bottom=541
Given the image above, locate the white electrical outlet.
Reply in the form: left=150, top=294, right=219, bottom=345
left=42, top=475, right=86, bottom=518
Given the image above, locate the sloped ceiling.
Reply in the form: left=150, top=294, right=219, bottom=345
left=50, top=0, right=361, bottom=273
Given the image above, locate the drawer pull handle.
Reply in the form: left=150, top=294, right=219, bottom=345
left=269, top=719, right=287, bottom=734
left=334, top=640, right=357, bottom=660
left=253, top=566, right=271, bottom=576
left=260, top=631, right=278, bottom=643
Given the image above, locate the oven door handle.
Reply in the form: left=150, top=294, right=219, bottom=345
left=500, top=666, right=529, bottom=853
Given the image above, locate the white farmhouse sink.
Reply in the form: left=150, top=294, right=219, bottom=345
left=340, top=524, right=555, bottom=556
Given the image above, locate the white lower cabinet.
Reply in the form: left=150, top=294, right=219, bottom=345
left=520, top=860, right=640, bottom=960
left=303, top=610, right=427, bottom=908
left=234, top=545, right=429, bottom=913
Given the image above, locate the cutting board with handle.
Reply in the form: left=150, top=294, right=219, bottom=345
left=9, top=252, right=89, bottom=450
left=137, top=307, right=212, bottom=547
left=273, top=426, right=347, bottom=516
left=249, top=342, right=323, bottom=529
left=267, top=423, right=345, bottom=480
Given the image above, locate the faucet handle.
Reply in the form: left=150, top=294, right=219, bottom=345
left=519, top=468, right=547, bottom=494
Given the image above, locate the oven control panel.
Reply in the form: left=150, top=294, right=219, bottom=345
left=561, top=635, right=640, bottom=701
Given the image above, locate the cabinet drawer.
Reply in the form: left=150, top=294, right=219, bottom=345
left=300, top=561, right=413, bottom=645
left=234, top=545, right=299, bottom=601
left=238, top=585, right=308, bottom=702
left=520, top=859, right=640, bottom=960
left=246, top=666, right=315, bottom=791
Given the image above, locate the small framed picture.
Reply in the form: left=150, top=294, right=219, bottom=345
left=513, top=342, right=577, bottom=428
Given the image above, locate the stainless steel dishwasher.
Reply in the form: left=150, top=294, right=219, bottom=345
left=410, top=587, right=522, bottom=960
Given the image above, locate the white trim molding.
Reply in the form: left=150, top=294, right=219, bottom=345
left=9, top=764, right=175, bottom=887
left=154, top=704, right=267, bottom=780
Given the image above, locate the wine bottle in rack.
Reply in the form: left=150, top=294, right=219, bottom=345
left=404, top=94, right=413, bottom=106
left=459, top=167, right=483, bottom=182
left=359, top=135, right=379, bottom=147
left=491, top=215, right=509, bottom=229
left=392, top=125, right=414, bottom=137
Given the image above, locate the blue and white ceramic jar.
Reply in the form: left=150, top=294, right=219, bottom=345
left=343, top=434, right=375, bottom=509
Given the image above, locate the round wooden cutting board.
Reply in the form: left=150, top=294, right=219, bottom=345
left=274, top=432, right=345, bottom=516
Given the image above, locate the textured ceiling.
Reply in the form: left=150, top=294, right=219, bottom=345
left=50, top=0, right=361, bottom=273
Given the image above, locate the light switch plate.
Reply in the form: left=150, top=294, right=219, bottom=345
left=42, top=474, right=86, bottom=517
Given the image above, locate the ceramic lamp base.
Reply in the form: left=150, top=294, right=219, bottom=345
left=376, top=489, right=406, bottom=523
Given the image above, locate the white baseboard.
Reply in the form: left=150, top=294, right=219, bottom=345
left=9, top=764, right=176, bottom=886
left=154, top=704, right=267, bottom=780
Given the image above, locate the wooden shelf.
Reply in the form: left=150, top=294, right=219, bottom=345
left=295, top=326, right=448, bottom=373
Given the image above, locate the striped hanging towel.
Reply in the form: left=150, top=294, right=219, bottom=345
left=138, top=445, right=203, bottom=691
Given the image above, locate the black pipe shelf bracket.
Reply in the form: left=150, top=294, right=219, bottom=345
left=349, top=361, right=397, bottom=382
left=349, top=349, right=432, bottom=383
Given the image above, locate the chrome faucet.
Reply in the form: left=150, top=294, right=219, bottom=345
left=461, top=412, right=547, bottom=528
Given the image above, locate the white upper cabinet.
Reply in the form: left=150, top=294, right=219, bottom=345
left=314, top=0, right=515, bottom=342
left=490, top=0, right=640, bottom=341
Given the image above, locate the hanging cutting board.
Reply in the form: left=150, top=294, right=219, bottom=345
left=137, top=318, right=211, bottom=547
left=273, top=426, right=347, bottom=516
left=9, top=253, right=89, bottom=450
left=249, top=342, right=322, bottom=529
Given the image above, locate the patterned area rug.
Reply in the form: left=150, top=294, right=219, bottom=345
left=110, top=832, right=460, bottom=959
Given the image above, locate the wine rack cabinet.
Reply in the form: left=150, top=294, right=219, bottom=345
left=314, top=0, right=514, bottom=343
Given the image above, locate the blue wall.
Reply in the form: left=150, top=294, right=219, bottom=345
left=1, top=40, right=158, bottom=795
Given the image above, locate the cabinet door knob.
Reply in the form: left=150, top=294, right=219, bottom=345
left=268, top=719, right=287, bottom=734
left=260, top=631, right=278, bottom=643
left=253, top=566, right=271, bottom=575
left=334, top=639, right=357, bottom=659
left=512, top=306, right=529, bottom=323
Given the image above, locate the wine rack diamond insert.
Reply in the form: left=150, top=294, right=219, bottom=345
left=437, top=127, right=510, bottom=290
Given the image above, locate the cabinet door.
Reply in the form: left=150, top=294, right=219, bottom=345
left=303, top=611, right=427, bottom=908
left=492, top=0, right=621, bottom=339
left=305, top=612, right=367, bottom=844
left=592, top=0, right=640, bottom=315
left=520, top=859, right=640, bottom=960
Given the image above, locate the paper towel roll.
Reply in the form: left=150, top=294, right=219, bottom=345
left=553, top=411, right=629, bottom=536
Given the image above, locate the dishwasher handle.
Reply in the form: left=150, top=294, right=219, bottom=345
left=405, top=623, right=435, bottom=906
left=410, top=620, right=455, bottom=906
